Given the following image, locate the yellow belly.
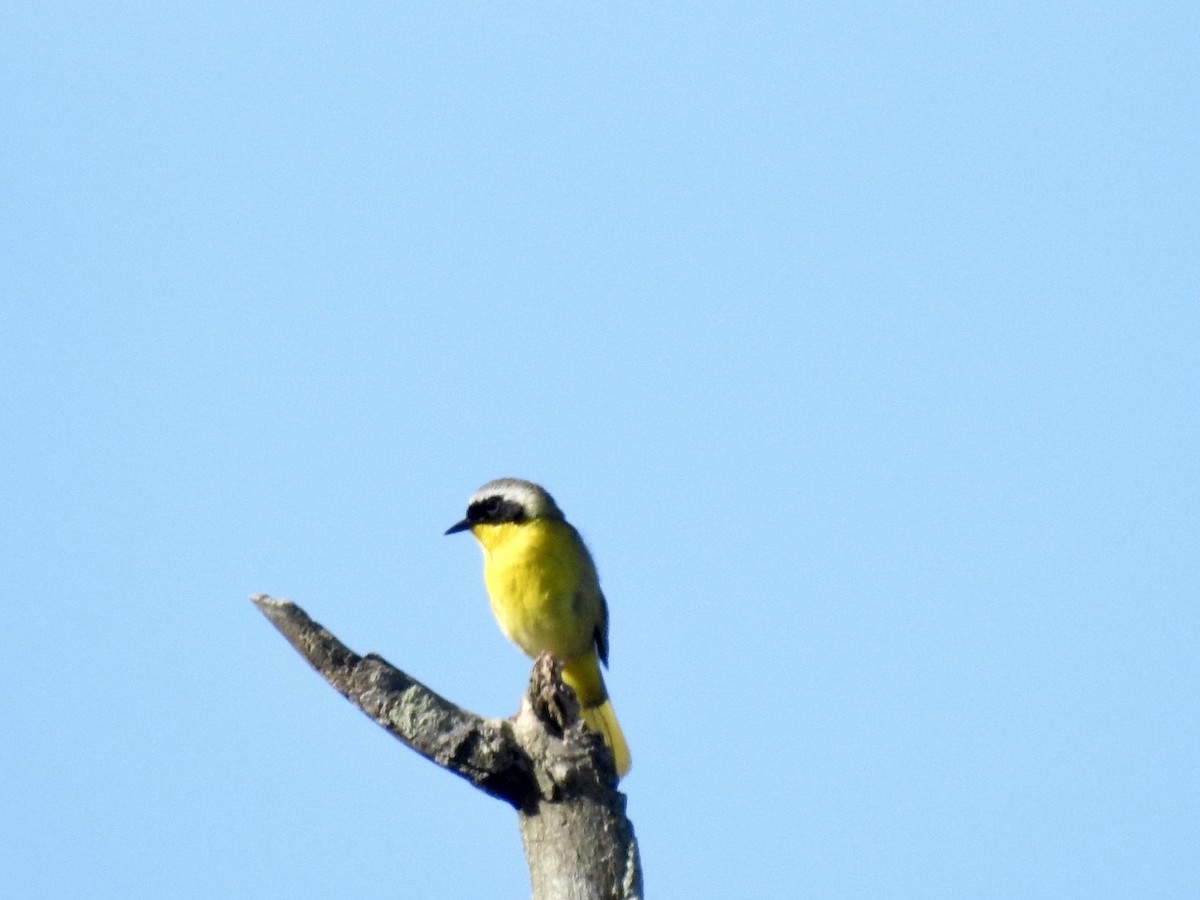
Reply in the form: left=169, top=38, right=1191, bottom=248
left=473, top=519, right=598, bottom=660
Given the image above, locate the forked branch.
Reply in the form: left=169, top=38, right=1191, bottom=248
left=252, top=594, right=642, bottom=900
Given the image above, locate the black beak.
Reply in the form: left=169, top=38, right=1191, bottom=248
left=444, top=519, right=473, bottom=535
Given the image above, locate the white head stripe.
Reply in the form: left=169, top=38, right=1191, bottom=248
left=468, top=478, right=562, bottom=520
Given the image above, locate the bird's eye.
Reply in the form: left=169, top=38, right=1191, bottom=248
left=467, top=495, right=527, bottom=524
left=467, top=496, right=503, bottom=523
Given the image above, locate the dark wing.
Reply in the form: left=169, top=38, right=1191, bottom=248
left=570, top=522, right=610, bottom=667
left=594, top=588, right=610, bottom=668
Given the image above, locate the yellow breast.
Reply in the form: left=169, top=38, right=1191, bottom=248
left=472, top=519, right=599, bottom=660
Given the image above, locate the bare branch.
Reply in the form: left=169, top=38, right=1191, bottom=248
left=252, top=593, right=643, bottom=898
left=251, top=594, right=533, bottom=806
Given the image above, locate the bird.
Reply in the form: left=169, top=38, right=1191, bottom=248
left=445, top=478, right=631, bottom=778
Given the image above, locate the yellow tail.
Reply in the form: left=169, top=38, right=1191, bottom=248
left=561, top=653, right=632, bottom=778
left=580, top=699, right=632, bottom=778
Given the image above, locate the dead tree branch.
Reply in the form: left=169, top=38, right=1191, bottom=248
left=252, top=594, right=643, bottom=900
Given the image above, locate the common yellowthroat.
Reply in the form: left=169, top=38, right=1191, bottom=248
left=446, top=478, right=631, bottom=778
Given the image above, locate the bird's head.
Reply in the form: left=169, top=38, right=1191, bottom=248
left=444, top=478, right=564, bottom=535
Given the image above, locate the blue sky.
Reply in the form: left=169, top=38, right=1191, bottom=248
left=2, top=3, right=1197, bottom=897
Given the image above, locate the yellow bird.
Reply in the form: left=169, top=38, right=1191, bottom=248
left=446, top=478, right=631, bottom=778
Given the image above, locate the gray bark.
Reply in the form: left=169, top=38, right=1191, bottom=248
left=252, top=594, right=643, bottom=899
